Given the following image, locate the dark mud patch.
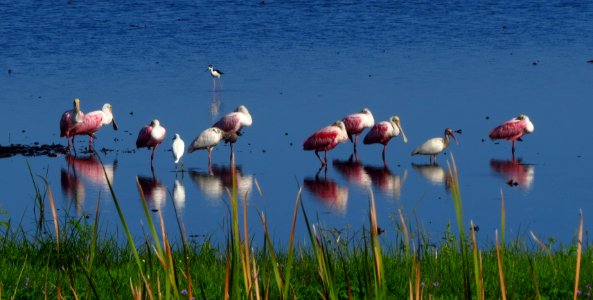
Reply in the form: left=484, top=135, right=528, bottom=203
left=0, top=144, right=67, bottom=158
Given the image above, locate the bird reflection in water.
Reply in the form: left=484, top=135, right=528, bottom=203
left=188, top=164, right=253, bottom=203
left=490, top=158, right=535, bottom=189
left=364, top=165, right=408, bottom=199
left=303, top=167, right=349, bottom=213
left=411, top=163, right=452, bottom=190
left=137, top=172, right=167, bottom=212
left=61, top=154, right=117, bottom=215
left=332, top=154, right=372, bottom=189
left=173, top=179, right=186, bottom=213
left=211, top=90, right=222, bottom=120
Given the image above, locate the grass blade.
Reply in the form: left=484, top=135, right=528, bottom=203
left=574, top=209, right=583, bottom=300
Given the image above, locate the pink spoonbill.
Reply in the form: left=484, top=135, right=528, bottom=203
left=59, top=98, right=84, bottom=152
left=303, top=120, right=348, bottom=166
left=136, top=119, right=166, bottom=166
left=363, top=116, right=408, bottom=163
left=342, top=108, right=374, bottom=152
left=212, top=105, right=252, bottom=154
left=411, top=128, right=458, bottom=163
left=72, top=103, right=118, bottom=150
left=489, top=114, right=534, bottom=155
left=188, top=127, right=230, bottom=168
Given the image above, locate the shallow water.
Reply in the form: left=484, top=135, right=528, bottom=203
left=1, top=0, right=593, bottom=245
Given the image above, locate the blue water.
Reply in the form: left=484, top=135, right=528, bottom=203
left=1, top=0, right=593, bottom=245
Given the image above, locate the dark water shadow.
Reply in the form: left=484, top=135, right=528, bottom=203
left=490, top=157, right=535, bottom=189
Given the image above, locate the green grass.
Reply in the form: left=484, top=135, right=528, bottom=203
left=0, top=157, right=590, bottom=299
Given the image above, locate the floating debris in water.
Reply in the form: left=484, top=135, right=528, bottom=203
left=0, top=143, right=67, bottom=158
left=587, top=60, right=593, bottom=64
left=455, top=129, right=462, bottom=134
left=507, top=179, right=519, bottom=187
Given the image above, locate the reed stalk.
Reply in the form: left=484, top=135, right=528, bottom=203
left=574, top=209, right=583, bottom=300
left=496, top=230, right=506, bottom=300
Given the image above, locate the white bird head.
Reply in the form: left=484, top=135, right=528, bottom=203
left=73, top=98, right=83, bottom=122
left=151, top=119, right=160, bottom=127
left=390, top=116, right=408, bottom=143
left=360, top=108, right=372, bottom=114
left=173, top=133, right=180, bottom=141
left=101, top=103, right=118, bottom=130
left=235, top=105, right=249, bottom=114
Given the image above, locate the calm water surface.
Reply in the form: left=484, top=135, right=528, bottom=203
left=1, top=0, right=593, bottom=245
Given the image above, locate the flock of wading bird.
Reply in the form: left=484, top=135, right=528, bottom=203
left=59, top=64, right=535, bottom=171
left=303, top=108, right=534, bottom=167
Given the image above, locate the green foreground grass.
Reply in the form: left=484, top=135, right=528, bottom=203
left=0, top=157, right=590, bottom=299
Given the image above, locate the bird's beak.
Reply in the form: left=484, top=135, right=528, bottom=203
left=112, top=117, right=119, bottom=130
left=449, top=132, right=458, bottom=144
left=396, top=121, right=408, bottom=143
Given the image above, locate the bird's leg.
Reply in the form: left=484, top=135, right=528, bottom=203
left=324, top=151, right=328, bottom=166
left=212, top=79, right=216, bottom=92
left=219, top=79, right=223, bottom=90
left=230, top=143, right=235, bottom=161
left=314, top=151, right=324, bottom=166
left=512, top=141, right=516, bottom=155
left=382, top=144, right=387, bottom=163
left=208, top=147, right=213, bottom=164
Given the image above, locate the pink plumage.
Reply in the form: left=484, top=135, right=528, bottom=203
left=213, top=114, right=242, bottom=133
left=341, top=108, right=374, bottom=149
left=489, top=119, right=527, bottom=141
left=362, top=116, right=407, bottom=162
left=136, top=119, right=166, bottom=165
left=72, top=103, right=118, bottom=149
left=303, top=130, right=342, bottom=151
left=60, top=98, right=83, bottom=152
left=363, top=123, right=391, bottom=145
left=303, top=121, right=348, bottom=166
left=489, top=114, right=534, bottom=155
left=74, top=112, right=104, bottom=137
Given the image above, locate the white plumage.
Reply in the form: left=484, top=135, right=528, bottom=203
left=188, top=127, right=227, bottom=165
left=411, top=128, right=457, bottom=163
left=172, top=133, right=185, bottom=165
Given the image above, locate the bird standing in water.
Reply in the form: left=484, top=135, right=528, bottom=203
left=411, top=128, right=457, bottom=163
left=72, top=103, right=118, bottom=151
left=212, top=105, right=252, bottom=156
left=303, top=120, right=349, bottom=166
left=60, top=98, right=84, bottom=153
left=489, top=114, right=534, bottom=155
left=342, top=108, right=375, bottom=152
left=363, top=116, right=408, bottom=163
left=208, top=64, right=223, bottom=91
left=136, top=119, right=166, bottom=167
left=188, top=127, right=230, bottom=168
left=172, top=133, right=185, bottom=172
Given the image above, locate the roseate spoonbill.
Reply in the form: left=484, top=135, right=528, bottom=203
left=208, top=64, right=223, bottom=91
left=342, top=108, right=374, bottom=151
left=188, top=127, right=229, bottom=166
left=213, top=105, right=253, bottom=153
left=73, top=103, right=118, bottom=149
left=411, top=128, right=457, bottom=163
left=363, top=116, right=408, bottom=162
left=59, top=98, right=84, bottom=152
left=489, top=114, right=534, bottom=155
left=172, top=133, right=185, bottom=171
left=303, top=120, right=348, bottom=166
left=136, top=119, right=167, bottom=166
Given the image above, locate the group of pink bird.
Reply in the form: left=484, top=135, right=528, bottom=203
left=59, top=98, right=253, bottom=169
left=59, top=98, right=534, bottom=169
left=303, top=108, right=535, bottom=166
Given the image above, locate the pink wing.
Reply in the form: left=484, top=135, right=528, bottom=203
left=343, top=115, right=363, bottom=135
left=136, top=125, right=153, bottom=148
left=74, top=112, right=103, bottom=136
left=363, top=122, right=390, bottom=145
left=213, top=113, right=240, bottom=132
left=489, top=120, right=526, bottom=141
left=60, top=111, right=73, bottom=137
left=303, top=129, right=340, bottom=151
